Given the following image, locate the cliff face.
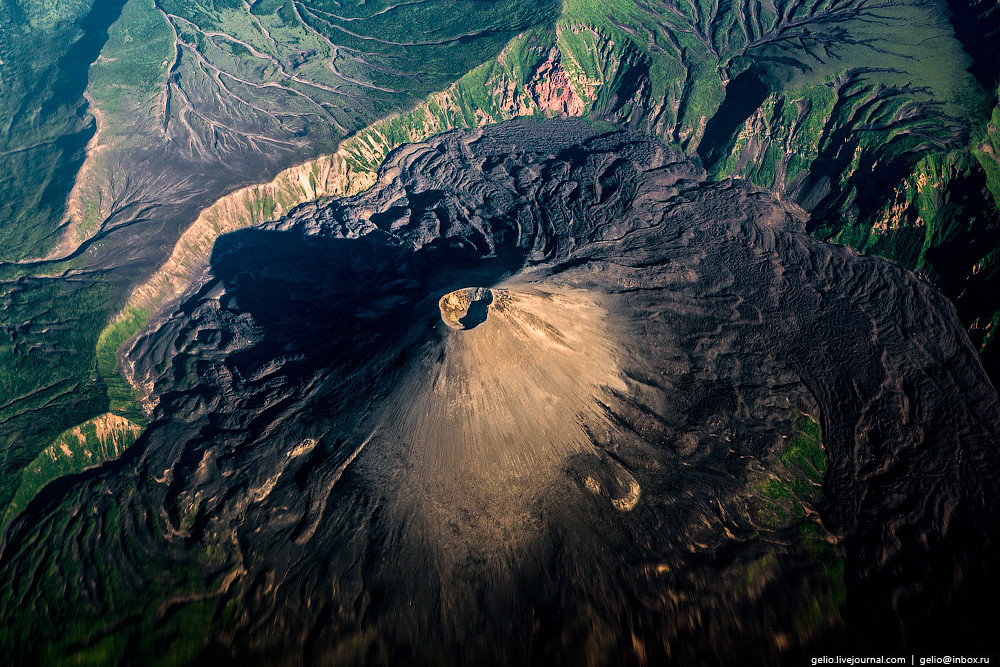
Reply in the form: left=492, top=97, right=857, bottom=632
left=527, top=47, right=588, bottom=116
left=125, top=154, right=377, bottom=319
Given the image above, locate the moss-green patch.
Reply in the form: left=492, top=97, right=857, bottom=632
left=794, top=521, right=847, bottom=637
left=972, top=86, right=1000, bottom=207
left=1, top=413, right=142, bottom=530
left=782, top=416, right=826, bottom=485
left=0, top=0, right=119, bottom=261
left=3, top=481, right=241, bottom=664
left=723, top=519, right=845, bottom=653
left=48, top=628, right=131, bottom=667
left=754, top=478, right=804, bottom=526
left=742, top=550, right=778, bottom=588
left=0, top=277, right=123, bottom=509
left=747, top=410, right=826, bottom=528
left=145, top=601, right=217, bottom=667
left=87, top=0, right=174, bottom=121
left=0, top=290, right=148, bottom=526
left=96, top=305, right=149, bottom=419
left=35, top=574, right=227, bottom=666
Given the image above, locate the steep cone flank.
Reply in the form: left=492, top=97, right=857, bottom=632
left=364, top=284, right=629, bottom=551
left=416, top=285, right=623, bottom=477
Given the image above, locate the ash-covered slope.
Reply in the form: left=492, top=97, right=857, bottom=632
left=2, top=120, right=999, bottom=664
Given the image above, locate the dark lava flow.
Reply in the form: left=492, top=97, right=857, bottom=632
left=3, top=120, right=999, bottom=665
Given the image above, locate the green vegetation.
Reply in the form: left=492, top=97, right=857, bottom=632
left=973, top=88, right=1000, bottom=205
left=1, top=413, right=141, bottom=529
left=708, top=66, right=999, bottom=364
left=0, top=0, right=117, bottom=261
left=0, top=276, right=147, bottom=530
left=0, top=300, right=152, bottom=531
left=0, top=277, right=117, bottom=509
left=725, top=410, right=845, bottom=650
left=47, top=599, right=217, bottom=667
left=96, top=306, right=148, bottom=419
left=0, top=0, right=172, bottom=527
left=750, top=411, right=825, bottom=528
left=782, top=412, right=827, bottom=491
left=795, top=522, right=848, bottom=637
left=86, top=0, right=172, bottom=121
left=757, top=478, right=803, bottom=525
left=729, top=521, right=846, bottom=653
left=0, top=476, right=240, bottom=665
left=142, top=0, right=560, bottom=159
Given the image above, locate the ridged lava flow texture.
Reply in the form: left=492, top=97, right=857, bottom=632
left=3, top=120, right=998, bottom=665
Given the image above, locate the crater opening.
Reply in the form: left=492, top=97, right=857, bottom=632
left=439, top=287, right=493, bottom=330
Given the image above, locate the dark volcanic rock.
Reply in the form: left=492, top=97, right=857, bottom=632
left=3, top=119, right=999, bottom=665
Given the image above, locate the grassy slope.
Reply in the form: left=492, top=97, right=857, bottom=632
left=0, top=0, right=171, bottom=522
left=0, top=0, right=99, bottom=261
left=965, top=90, right=1000, bottom=353
left=0, top=0, right=130, bottom=513
left=0, top=413, right=142, bottom=528
left=741, top=411, right=846, bottom=653
left=0, top=471, right=241, bottom=666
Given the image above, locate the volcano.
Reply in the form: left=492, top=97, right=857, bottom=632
left=3, top=119, right=997, bottom=664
